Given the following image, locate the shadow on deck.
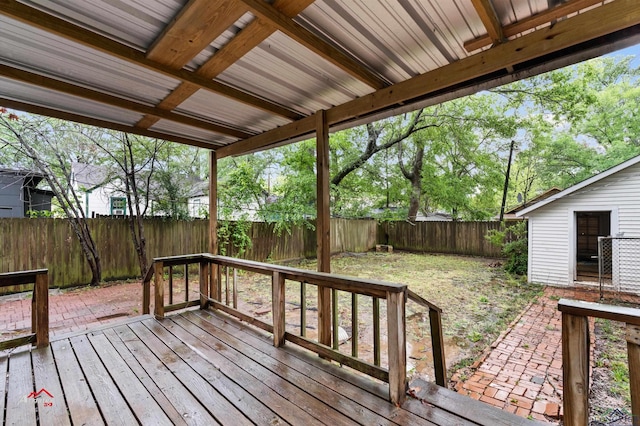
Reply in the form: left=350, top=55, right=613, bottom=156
left=1, top=308, right=537, bottom=425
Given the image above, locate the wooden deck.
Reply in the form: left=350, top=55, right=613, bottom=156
left=0, top=309, right=538, bottom=425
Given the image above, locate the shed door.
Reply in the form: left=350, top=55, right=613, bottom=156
left=575, top=211, right=610, bottom=281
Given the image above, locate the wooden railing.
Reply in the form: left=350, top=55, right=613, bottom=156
left=0, top=269, right=49, bottom=350
left=559, top=299, right=640, bottom=425
left=143, top=253, right=446, bottom=404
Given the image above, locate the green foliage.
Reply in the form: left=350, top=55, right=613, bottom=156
left=217, top=220, right=252, bottom=257
left=26, top=209, right=54, bottom=218
left=486, top=221, right=528, bottom=275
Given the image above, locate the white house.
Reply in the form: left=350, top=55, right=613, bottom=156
left=71, top=163, right=126, bottom=217
left=517, top=155, right=640, bottom=294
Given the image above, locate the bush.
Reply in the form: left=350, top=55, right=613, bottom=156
left=486, top=221, right=528, bottom=275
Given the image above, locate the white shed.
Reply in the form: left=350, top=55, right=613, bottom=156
left=517, top=155, right=640, bottom=294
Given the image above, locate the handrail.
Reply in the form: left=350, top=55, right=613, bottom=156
left=144, top=253, right=450, bottom=404
left=558, top=298, right=640, bottom=425
left=0, top=269, right=49, bottom=349
left=408, top=290, right=447, bottom=387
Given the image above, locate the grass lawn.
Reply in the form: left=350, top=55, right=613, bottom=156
left=233, top=251, right=543, bottom=382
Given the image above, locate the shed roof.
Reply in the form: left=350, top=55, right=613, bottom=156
left=516, top=154, right=640, bottom=216
left=1, top=0, right=639, bottom=157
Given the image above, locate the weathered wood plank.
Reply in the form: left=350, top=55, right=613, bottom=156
left=561, top=312, right=590, bottom=426
left=51, top=340, right=104, bottom=425
left=127, top=321, right=250, bottom=426
left=144, top=319, right=290, bottom=426
left=87, top=332, right=174, bottom=426
left=101, top=328, right=188, bottom=425
left=69, top=335, right=138, bottom=425
left=272, top=271, right=286, bottom=347
left=177, top=313, right=387, bottom=425
left=31, top=346, right=71, bottom=425
left=559, top=298, right=640, bottom=326
left=387, top=290, right=407, bottom=405
left=0, top=355, right=7, bottom=425
left=154, top=261, right=165, bottom=318
left=5, top=350, right=37, bottom=426
left=111, top=325, right=218, bottom=425
left=34, top=272, right=49, bottom=347
left=408, top=378, right=537, bottom=426
left=429, top=309, right=447, bottom=387
left=193, top=310, right=444, bottom=425
left=626, top=324, right=640, bottom=425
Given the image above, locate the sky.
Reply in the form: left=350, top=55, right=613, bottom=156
left=608, top=43, right=640, bottom=64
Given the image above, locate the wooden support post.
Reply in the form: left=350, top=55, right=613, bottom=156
left=332, top=289, right=339, bottom=349
left=142, top=272, right=151, bottom=315
left=199, top=261, right=209, bottom=309
left=387, top=290, right=407, bottom=405
left=209, top=150, right=219, bottom=304
left=627, top=324, right=640, bottom=425
left=316, top=109, right=332, bottom=346
left=352, top=293, right=359, bottom=357
left=300, top=282, right=307, bottom=337
left=34, top=272, right=48, bottom=347
left=429, top=309, right=447, bottom=387
left=373, top=297, right=381, bottom=366
left=272, top=272, right=286, bottom=347
left=233, top=268, right=238, bottom=309
left=562, top=312, right=590, bottom=426
left=154, top=261, right=165, bottom=319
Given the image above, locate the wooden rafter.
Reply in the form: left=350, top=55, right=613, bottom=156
left=238, top=0, right=387, bottom=89
left=0, top=98, right=221, bottom=149
left=0, top=64, right=252, bottom=139
left=465, top=0, right=603, bottom=52
left=138, top=0, right=315, bottom=130
left=216, top=0, right=640, bottom=158
left=470, top=0, right=505, bottom=45
left=0, top=0, right=302, bottom=121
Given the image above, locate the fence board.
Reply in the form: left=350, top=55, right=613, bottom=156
left=0, top=218, right=378, bottom=291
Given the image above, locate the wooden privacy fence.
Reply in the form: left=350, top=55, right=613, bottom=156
left=378, top=220, right=521, bottom=257
left=0, top=218, right=377, bottom=291
left=143, top=253, right=447, bottom=404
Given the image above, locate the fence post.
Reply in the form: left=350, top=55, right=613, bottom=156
left=154, top=261, right=165, bottom=319
left=562, top=312, right=590, bottom=426
left=387, top=290, right=407, bottom=405
left=34, top=271, right=49, bottom=347
left=272, top=272, right=286, bottom=347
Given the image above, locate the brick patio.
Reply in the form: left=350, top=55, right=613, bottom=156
left=452, top=286, right=640, bottom=423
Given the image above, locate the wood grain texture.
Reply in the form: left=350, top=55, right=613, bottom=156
left=470, top=0, right=505, bottom=44
left=154, top=261, right=164, bottom=318
left=4, top=350, right=37, bottom=426
left=386, top=290, right=407, bottom=405
left=31, top=346, right=71, bottom=425
left=627, top=324, right=640, bottom=425
left=34, top=272, right=49, bottom=347
left=51, top=340, right=104, bottom=425
left=272, top=271, right=286, bottom=347
left=561, top=312, right=590, bottom=426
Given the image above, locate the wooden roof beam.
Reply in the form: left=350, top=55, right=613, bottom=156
left=137, top=0, right=316, bottom=129
left=0, top=98, right=222, bottom=149
left=465, top=0, right=603, bottom=52
left=217, top=0, right=640, bottom=158
left=470, top=0, right=505, bottom=45
left=0, top=0, right=302, bottom=121
left=146, top=0, right=246, bottom=68
left=0, top=64, right=252, bottom=139
left=238, top=0, right=388, bottom=90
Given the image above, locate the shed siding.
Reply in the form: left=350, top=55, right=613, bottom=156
left=527, top=162, right=640, bottom=288
left=0, top=174, right=24, bottom=218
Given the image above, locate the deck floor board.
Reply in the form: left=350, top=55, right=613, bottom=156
left=0, top=309, right=541, bottom=425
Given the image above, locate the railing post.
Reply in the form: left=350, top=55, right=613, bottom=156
left=318, top=285, right=332, bottom=347
left=154, top=261, right=165, bottom=319
left=34, top=271, right=48, bottom=347
left=429, top=309, right=447, bottom=387
left=627, top=324, right=640, bottom=425
left=272, top=271, right=286, bottom=347
left=562, top=312, right=590, bottom=426
left=199, top=261, right=209, bottom=309
left=387, top=290, right=407, bottom=405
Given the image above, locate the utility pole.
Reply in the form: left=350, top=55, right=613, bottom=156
left=499, top=140, right=516, bottom=222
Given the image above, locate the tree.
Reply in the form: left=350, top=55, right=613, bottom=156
left=0, top=110, right=103, bottom=285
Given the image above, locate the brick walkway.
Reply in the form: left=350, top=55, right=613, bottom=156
left=0, top=281, right=150, bottom=340
left=451, top=286, right=640, bottom=423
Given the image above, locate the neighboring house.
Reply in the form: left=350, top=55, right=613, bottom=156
left=71, top=163, right=126, bottom=217
left=517, top=155, right=640, bottom=294
left=501, top=187, right=562, bottom=220
left=415, top=212, right=453, bottom=222
left=0, top=168, right=54, bottom=217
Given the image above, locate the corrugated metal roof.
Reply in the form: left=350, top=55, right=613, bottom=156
left=0, top=0, right=636, bottom=153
